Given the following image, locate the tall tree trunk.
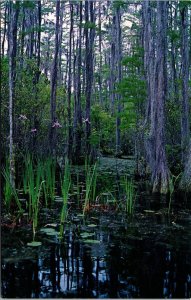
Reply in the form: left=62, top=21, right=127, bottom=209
left=115, top=6, right=122, bottom=156
left=85, top=1, right=95, bottom=157
left=143, top=1, right=170, bottom=194
left=179, top=4, right=191, bottom=191
left=110, top=16, right=116, bottom=116
left=143, top=0, right=155, bottom=174
left=1, top=2, right=8, bottom=57
left=180, top=4, right=190, bottom=163
left=49, top=0, right=60, bottom=154
left=98, top=2, right=103, bottom=104
left=152, top=1, right=170, bottom=193
left=8, top=1, right=20, bottom=187
left=67, top=3, right=73, bottom=158
left=73, top=2, right=83, bottom=162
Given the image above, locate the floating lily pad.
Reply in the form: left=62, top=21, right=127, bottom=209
left=45, top=231, right=58, bottom=236
left=44, top=223, right=57, bottom=228
left=80, top=232, right=95, bottom=238
left=87, top=224, right=97, bottom=228
left=144, top=210, right=155, bottom=213
left=83, top=239, right=100, bottom=244
left=55, top=199, right=63, bottom=203
left=27, top=241, right=42, bottom=247
left=72, top=218, right=80, bottom=223
left=40, top=228, right=56, bottom=234
left=77, top=214, right=84, bottom=218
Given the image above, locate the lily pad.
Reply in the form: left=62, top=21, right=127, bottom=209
left=27, top=241, right=42, bottom=247
left=144, top=210, right=155, bottom=213
left=45, top=231, right=58, bottom=236
left=77, top=214, right=84, bottom=218
left=83, top=239, right=100, bottom=244
left=80, top=232, right=95, bottom=238
left=54, top=197, right=63, bottom=202
left=40, top=228, right=57, bottom=234
left=87, top=224, right=97, bottom=228
left=44, top=223, right=58, bottom=228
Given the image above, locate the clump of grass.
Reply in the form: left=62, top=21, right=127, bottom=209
left=2, top=160, right=23, bottom=213
left=59, top=158, right=71, bottom=237
left=23, top=156, right=44, bottom=237
left=123, top=176, right=136, bottom=216
left=83, top=158, right=97, bottom=215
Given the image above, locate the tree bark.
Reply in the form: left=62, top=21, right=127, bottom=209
left=73, top=2, right=83, bottom=162
left=180, top=4, right=190, bottom=163
left=49, top=0, right=60, bottom=154
left=67, top=3, right=73, bottom=158
left=85, top=1, right=95, bottom=157
left=8, top=1, right=20, bottom=188
left=115, top=5, right=122, bottom=156
left=143, top=1, right=170, bottom=194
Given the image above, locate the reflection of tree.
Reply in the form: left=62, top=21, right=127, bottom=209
left=49, top=245, right=61, bottom=294
left=81, top=248, right=94, bottom=297
left=107, top=245, right=120, bottom=298
left=2, top=260, right=34, bottom=298
left=32, top=259, right=40, bottom=297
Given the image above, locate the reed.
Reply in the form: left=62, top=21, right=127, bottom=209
left=60, top=158, right=71, bottom=237
left=83, top=159, right=97, bottom=215
left=42, top=158, right=56, bottom=206
left=123, top=176, right=135, bottom=216
left=168, top=173, right=182, bottom=215
left=22, top=156, right=44, bottom=237
left=2, top=161, right=23, bottom=213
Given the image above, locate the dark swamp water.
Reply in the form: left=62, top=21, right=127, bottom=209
left=1, top=157, right=191, bottom=298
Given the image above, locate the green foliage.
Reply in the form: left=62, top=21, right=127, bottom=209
left=2, top=160, right=23, bottom=213
left=91, top=104, right=115, bottom=151
left=168, top=30, right=180, bottom=42
left=113, top=0, right=127, bottom=10
left=83, top=21, right=97, bottom=30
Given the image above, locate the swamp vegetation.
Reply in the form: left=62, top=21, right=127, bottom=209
left=0, top=0, right=191, bottom=298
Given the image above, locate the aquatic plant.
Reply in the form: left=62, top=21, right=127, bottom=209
left=168, top=172, right=182, bottom=214
left=123, top=176, right=136, bottom=216
left=23, top=156, right=44, bottom=237
left=28, top=160, right=44, bottom=237
left=83, top=159, right=97, bottom=215
left=42, top=158, right=56, bottom=206
left=60, top=158, right=71, bottom=237
left=2, top=161, right=23, bottom=213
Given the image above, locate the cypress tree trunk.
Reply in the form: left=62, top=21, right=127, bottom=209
left=49, top=0, right=60, bottom=154
left=8, top=1, right=20, bottom=188
left=180, top=4, right=190, bottom=163
left=110, top=15, right=116, bottom=116
left=115, top=5, right=122, bottom=156
left=67, top=3, right=73, bottom=158
left=152, top=1, right=170, bottom=194
left=73, top=2, right=83, bottom=162
left=179, top=4, right=191, bottom=191
left=143, top=1, right=170, bottom=194
left=1, top=2, right=8, bottom=57
left=85, top=1, right=95, bottom=157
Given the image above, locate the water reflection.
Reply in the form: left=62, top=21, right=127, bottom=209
left=2, top=227, right=191, bottom=298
